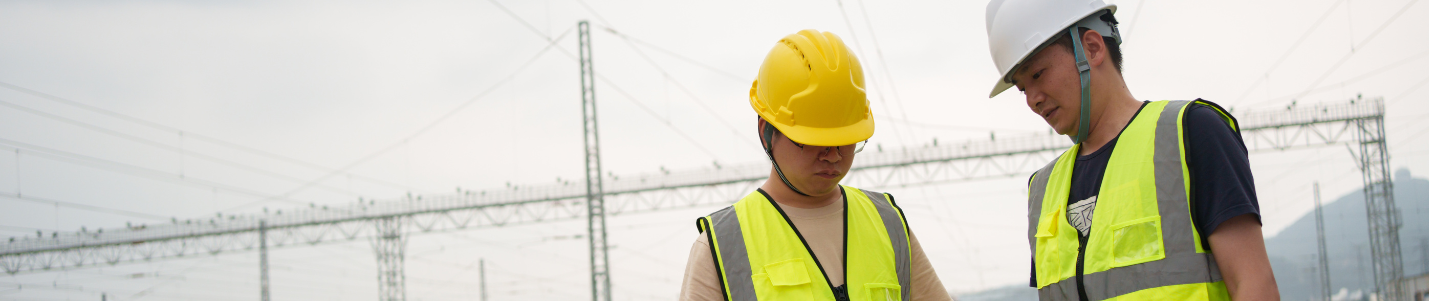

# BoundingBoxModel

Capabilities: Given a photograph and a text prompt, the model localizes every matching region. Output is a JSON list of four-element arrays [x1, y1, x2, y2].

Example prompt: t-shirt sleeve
[[1183, 102, 1262, 247], [908, 231, 953, 301], [679, 234, 726, 301]]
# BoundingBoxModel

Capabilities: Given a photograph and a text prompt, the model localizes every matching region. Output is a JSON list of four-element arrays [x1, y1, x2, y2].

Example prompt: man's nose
[[819, 147, 843, 163], [1025, 89, 1045, 114]]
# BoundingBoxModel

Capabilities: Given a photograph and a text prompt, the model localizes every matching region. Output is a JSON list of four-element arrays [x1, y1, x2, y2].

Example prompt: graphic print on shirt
[[1068, 195, 1096, 237]]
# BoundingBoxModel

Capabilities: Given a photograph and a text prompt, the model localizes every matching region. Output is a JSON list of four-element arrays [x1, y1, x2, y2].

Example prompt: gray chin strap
[[1068, 27, 1093, 145], [760, 122, 810, 197]]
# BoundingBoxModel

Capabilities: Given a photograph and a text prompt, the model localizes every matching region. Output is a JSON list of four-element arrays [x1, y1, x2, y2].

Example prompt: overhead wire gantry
[[0, 96, 1406, 300]]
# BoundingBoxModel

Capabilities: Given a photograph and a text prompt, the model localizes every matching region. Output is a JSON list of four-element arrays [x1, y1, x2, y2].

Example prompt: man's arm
[[1207, 214, 1279, 301], [908, 232, 952, 301], [679, 235, 725, 301]]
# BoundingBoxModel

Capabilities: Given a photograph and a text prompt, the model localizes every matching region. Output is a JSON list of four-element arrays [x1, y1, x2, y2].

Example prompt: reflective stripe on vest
[[1027, 100, 1232, 301], [698, 185, 912, 301]]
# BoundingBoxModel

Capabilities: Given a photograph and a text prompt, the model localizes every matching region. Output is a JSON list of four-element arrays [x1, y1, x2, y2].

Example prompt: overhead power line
[[600, 26, 759, 151], [0, 138, 308, 209], [0, 98, 359, 197], [0, 81, 412, 193], [0, 191, 168, 221], [224, 25, 579, 213], [592, 26, 744, 83], [497, 1, 731, 161], [1281, 0, 1422, 104], [1240, 0, 1422, 107], [855, 0, 915, 137], [836, 0, 908, 145], [594, 74, 724, 160], [1232, 0, 1347, 104], [1258, 48, 1429, 105]]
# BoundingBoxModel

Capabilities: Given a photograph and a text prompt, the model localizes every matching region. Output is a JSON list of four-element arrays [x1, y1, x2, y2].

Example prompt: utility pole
[[480, 258, 487, 301], [578, 20, 613, 301], [1315, 183, 1332, 301], [260, 220, 270, 301]]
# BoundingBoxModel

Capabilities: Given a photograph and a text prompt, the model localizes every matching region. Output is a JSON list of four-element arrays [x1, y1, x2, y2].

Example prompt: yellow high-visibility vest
[[1028, 100, 1237, 300], [697, 185, 911, 301]]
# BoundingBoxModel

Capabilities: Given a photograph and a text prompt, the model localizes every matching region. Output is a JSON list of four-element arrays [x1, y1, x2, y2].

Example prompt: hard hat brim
[[763, 114, 875, 147], [990, 78, 1015, 98]]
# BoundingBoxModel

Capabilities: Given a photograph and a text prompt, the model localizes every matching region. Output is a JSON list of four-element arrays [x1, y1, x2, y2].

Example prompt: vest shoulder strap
[[855, 188, 913, 301]]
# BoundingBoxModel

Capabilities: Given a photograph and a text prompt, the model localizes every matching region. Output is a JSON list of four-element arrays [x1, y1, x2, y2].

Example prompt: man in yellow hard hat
[[984, 0, 1279, 300], [677, 30, 951, 301]]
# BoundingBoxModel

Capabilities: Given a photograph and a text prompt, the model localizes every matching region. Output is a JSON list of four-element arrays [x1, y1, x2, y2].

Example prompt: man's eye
[[1032, 71, 1042, 80]]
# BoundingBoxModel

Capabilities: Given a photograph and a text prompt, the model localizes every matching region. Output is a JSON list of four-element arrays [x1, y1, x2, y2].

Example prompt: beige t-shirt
[[677, 195, 951, 301]]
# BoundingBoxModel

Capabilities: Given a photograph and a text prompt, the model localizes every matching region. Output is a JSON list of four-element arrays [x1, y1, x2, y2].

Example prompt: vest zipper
[[1075, 234, 1089, 301]]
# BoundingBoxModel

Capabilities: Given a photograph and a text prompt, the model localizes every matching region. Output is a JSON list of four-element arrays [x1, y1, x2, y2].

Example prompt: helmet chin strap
[[1068, 27, 1093, 145], [760, 122, 811, 197]]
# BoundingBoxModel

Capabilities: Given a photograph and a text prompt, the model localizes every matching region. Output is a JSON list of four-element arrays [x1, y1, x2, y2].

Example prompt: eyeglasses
[[787, 136, 867, 155]]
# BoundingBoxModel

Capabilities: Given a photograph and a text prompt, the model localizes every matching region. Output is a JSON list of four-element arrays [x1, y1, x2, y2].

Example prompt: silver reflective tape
[[1081, 252, 1219, 300], [1027, 161, 1057, 261], [1038, 277, 1080, 301], [1154, 100, 1197, 257], [862, 189, 911, 301], [709, 206, 755, 301]]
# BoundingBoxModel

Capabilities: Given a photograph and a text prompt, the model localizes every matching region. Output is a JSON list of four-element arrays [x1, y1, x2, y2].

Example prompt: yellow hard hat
[[749, 29, 873, 147]]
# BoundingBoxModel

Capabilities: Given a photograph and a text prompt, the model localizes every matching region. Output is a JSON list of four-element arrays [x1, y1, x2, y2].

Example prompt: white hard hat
[[985, 0, 1120, 98]]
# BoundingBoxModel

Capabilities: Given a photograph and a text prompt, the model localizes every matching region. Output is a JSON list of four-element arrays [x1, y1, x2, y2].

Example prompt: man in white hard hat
[[678, 29, 950, 301], [984, 0, 1279, 300]]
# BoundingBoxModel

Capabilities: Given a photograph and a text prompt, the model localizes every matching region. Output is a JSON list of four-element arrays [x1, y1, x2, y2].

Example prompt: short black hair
[[1050, 29, 1123, 74]]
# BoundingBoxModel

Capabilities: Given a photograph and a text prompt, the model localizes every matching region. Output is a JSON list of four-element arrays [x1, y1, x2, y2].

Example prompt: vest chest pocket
[[753, 258, 814, 300], [1109, 216, 1165, 267], [865, 283, 901, 301]]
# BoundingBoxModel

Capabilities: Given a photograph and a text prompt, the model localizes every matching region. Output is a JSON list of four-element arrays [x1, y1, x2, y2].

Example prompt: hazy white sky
[[1, 0, 1427, 300]]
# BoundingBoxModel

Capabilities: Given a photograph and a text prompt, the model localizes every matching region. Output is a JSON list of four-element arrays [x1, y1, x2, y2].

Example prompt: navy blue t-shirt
[[1029, 100, 1261, 287]]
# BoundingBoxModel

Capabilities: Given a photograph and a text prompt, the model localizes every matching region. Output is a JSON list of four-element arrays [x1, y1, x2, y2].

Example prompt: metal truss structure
[[0, 98, 1404, 300], [577, 20, 614, 301]]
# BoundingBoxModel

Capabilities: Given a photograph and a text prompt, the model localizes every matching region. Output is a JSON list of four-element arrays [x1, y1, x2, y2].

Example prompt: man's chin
[[803, 182, 842, 196]]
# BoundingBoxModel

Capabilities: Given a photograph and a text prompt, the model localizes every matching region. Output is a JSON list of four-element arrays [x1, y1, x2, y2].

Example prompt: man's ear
[[1082, 29, 1107, 68]]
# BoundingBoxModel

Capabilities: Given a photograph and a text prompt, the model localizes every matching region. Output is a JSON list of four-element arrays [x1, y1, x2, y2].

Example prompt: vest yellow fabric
[[697, 185, 911, 301], [1028, 100, 1235, 300]]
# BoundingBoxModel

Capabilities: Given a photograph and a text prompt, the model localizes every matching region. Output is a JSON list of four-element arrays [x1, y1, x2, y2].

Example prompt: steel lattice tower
[[578, 20, 613, 301], [373, 216, 406, 301], [1352, 99, 1404, 300]]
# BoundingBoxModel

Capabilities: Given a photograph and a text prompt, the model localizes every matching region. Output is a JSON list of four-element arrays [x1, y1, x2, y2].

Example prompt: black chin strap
[[1068, 27, 1093, 145], [760, 122, 810, 197]]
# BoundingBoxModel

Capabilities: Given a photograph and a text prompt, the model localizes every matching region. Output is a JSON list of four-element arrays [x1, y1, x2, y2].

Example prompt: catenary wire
[[224, 26, 578, 212], [601, 26, 760, 151], [856, 0, 917, 139], [0, 139, 308, 209], [1254, 49, 1429, 105], [0, 81, 412, 193], [1243, 0, 1422, 107], [489, 2, 725, 161], [1230, 0, 1348, 104], [836, 0, 909, 146], [0, 98, 360, 198]]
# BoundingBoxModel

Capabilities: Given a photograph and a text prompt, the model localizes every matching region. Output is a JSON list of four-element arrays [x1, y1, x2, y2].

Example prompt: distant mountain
[[952, 169, 1428, 301], [1264, 168, 1429, 301]]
